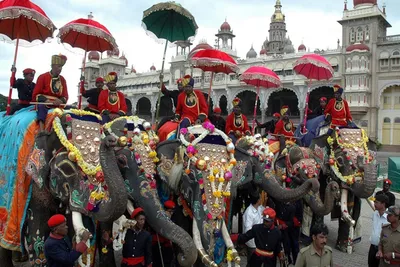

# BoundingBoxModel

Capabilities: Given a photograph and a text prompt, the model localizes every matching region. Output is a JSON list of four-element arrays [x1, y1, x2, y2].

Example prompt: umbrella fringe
[[240, 73, 281, 86], [190, 57, 239, 73], [293, 57, 334, 75], [0, 6, 56, 33]]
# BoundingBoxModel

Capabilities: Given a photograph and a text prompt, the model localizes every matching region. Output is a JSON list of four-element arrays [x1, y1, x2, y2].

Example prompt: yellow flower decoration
[[218, 177, 225, 183], [227, 249, 233, 262], [148, 151, 157, 158], [208, 175, 215, 182], [213, 169, 219, 175], [212, 203, 220, 208], [213, 191, 222, 198], [102, 247, 108, 254], [223, 191, 231, 197], [53, 116, 101, 176]]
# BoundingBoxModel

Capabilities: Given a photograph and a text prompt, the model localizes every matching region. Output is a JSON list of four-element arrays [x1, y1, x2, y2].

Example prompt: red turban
[[383, 179, 392, 185], [273, 112, 281, 118], [48, 214, 66, 228], [263, 207, 276, 221], [131, 207, 144, 219], [23, 68, 35, 75], [164, 200, 176, 209], [95, 77, 104, 83], [320, 97, 327, 102], [213, 107, 222, 113]]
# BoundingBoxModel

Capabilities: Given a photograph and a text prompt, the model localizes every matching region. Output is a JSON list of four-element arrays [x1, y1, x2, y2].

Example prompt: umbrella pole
[[302, 79, 312, 133], [155, 41, 168, 126], [252, 86, 260, 135], [78, 51, 87, 110], [6, 36, 20, 115], [207, 72, 214, 106]]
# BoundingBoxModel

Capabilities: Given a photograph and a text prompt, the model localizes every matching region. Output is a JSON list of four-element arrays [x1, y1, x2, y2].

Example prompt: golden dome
[[272, 12, 285, 22]]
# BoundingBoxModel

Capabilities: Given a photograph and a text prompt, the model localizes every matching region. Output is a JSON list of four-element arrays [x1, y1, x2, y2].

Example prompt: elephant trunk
[[303, 181, 340, 216], [258, 168, 320, 203], [351, 162, 377, 199], [126, 155, 197, 267], [96, 136, 128, 222]]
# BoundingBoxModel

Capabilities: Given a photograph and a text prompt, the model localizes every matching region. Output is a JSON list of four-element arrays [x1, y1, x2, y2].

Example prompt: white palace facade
[[83, 0, 400, 146]]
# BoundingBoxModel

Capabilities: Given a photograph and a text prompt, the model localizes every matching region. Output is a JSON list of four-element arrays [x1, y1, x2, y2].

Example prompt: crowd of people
[[7, 54, 400, 267]]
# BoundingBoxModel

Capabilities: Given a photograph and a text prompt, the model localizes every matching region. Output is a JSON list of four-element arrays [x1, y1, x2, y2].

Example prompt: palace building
[[83, 0, 400, 146]]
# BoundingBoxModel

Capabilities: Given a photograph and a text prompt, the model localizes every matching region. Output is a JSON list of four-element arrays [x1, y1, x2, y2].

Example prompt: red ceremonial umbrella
[[191, 49, 239, 104], [0, 0, 56, 114], [57, 12, 118, 109], [293, 53, 333, 132], [240, 66, 281, 134]]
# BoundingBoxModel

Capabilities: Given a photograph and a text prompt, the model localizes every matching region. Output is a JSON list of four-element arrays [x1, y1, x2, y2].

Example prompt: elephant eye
[[337, 156, 344, 166], [117, 155, 128, 168]]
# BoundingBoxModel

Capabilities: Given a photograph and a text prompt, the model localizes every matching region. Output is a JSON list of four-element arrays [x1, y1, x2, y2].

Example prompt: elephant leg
[[0, 247, 13, 267], [336, 192, 358, 252], [96, 221, 116, 267]]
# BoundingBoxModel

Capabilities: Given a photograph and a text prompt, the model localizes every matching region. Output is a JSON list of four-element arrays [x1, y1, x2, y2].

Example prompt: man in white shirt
[[368, 193, 389, 267], [243, 195, 264, 267]]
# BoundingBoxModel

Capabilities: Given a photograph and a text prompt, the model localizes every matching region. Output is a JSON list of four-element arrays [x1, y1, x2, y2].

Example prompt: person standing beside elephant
[[32, 54, 68, 132], [377, 205, 400, 266], [122, 207, 153, 267], [238, 207, 283, 267], [82, 77, 104, 114], [376, 179, 396, 208], [174, 75, 208, 130], [225, 97, 251, 143], [242, 194, 264, 267], [324, 84, 352, 130], [295, 223, 333, 267], [98, 72, 127, 123], [368, 194, 389, 267], [44, 214, 91, 267], [10, 67, 36, 114]]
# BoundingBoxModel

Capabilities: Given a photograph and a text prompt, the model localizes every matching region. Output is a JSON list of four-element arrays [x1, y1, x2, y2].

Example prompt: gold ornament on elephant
[[71, 120, 101, 167]]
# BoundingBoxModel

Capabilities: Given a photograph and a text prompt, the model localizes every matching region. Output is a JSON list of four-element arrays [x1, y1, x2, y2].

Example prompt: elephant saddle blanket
[[0, 107, 56, 251]]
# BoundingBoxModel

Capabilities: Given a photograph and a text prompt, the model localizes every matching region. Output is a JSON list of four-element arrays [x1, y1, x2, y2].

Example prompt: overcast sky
[[0, 0, 399, 103]]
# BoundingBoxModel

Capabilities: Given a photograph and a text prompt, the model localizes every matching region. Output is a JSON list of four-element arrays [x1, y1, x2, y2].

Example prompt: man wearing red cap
[[324, 84, 352, 129], [256, 112, 280, 137], [209, 106, 226, 131], [44, 214, 91, 267], [310, 97, 328, 119], [122, 207, 152, 267], [98, 72, 127, 123], [32, 54, 68, 132], [174, 75, 208, 129], [9, 67, 36, 114], [274, 105, 295, 140], [81, 77, 104, 114], [376, 179, 396, 207], [238, 207, 284, 267], [225, 97, 251, 143]]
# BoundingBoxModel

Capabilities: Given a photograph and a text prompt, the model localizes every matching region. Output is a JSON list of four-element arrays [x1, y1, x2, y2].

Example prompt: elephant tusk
[[127, 200, 135, 215], [72, 211, 92, 267], [366, 199, 375, 211], [192, 220, 218, 267], [221, 220, 240, 266], [340, 189, 355, 226]]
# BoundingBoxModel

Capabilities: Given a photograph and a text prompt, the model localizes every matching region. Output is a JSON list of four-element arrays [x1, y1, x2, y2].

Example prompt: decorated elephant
[[156, 123, 320, 267], [309, 127, 377, 252], [101, 116, 198, 267], [0, 108, 128, 267]]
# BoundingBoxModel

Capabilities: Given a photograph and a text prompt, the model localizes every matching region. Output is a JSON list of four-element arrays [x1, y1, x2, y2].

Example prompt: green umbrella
[[142, 1, 198, 124]]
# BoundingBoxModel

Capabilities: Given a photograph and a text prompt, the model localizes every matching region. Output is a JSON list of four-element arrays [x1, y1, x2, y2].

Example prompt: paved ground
[[14, 151, 400, 266]]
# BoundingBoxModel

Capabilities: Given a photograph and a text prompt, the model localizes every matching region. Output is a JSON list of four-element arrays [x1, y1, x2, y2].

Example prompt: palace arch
[[235, 90, 261, 118], [136, 97, 152, 121], [266, 89, 299, 117]]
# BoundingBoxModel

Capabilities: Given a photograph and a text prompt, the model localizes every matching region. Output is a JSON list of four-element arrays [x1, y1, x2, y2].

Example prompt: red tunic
[[274, 119, 295, 139], [225, 113, 251, 136], [324, 98, 352, 128], [175, 90, 208, 124], [98, 90, 127, 115], [32, 72, 68, 103]]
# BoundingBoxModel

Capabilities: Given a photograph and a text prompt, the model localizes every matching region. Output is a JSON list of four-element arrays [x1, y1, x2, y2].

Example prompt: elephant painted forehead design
[[71, 119, 101, 166]]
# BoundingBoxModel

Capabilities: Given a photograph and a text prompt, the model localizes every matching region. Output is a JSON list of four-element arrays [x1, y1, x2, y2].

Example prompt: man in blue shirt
[[44, 214, 90, 267]]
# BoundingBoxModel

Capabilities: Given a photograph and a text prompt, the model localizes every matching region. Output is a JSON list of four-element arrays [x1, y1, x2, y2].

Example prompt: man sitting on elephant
[[174, 75, 208, 130], [225, 97, 251, 143], [274, 105, 295, 140], [324, 84, 352, 131]]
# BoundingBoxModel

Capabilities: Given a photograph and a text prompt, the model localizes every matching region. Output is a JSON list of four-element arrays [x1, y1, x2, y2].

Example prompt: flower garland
[[327, 128, 371, 185], [103, 116, 160, 187], [180, 122, 235, 220]]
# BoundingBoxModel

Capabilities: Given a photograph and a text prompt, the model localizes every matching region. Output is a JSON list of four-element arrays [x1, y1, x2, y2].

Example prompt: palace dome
[[220, 21, 231, 31], [88, 51, 100, 61], [354, 0, 377, 8], [298, 44, 306, 52], [346, 43, 370, 52]]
